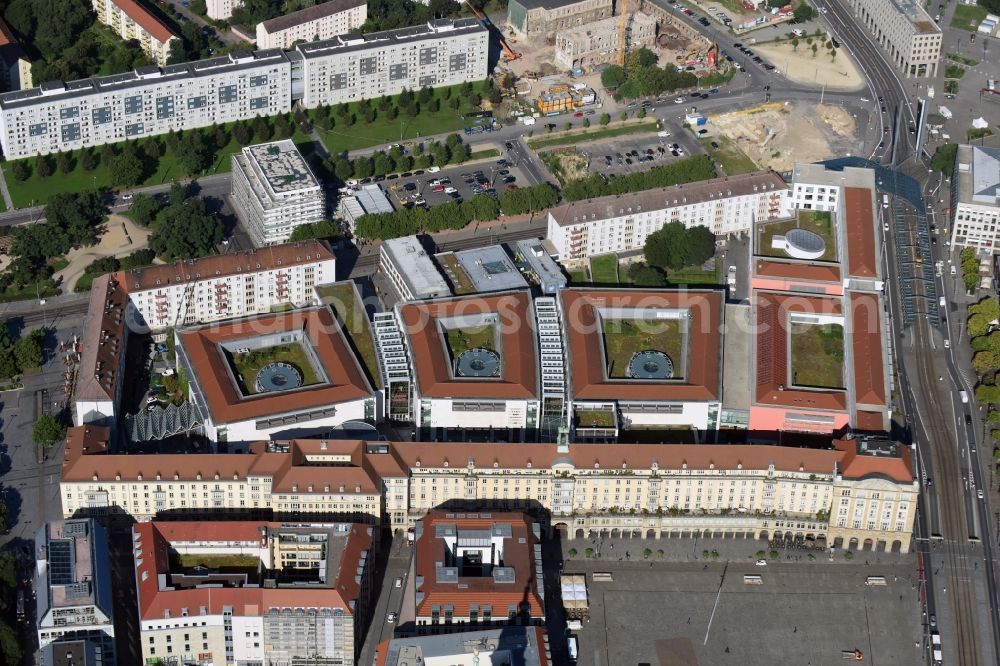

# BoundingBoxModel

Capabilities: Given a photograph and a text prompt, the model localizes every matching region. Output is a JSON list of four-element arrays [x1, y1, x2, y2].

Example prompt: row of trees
[[360, 0, 461, 32], [960, 246, 980, 292], [74, 249, 156, 292], [966, 298, 1000, 442], [0, 326, 45, 381], [354, 183, 558, 239], [322, 134, 472, 182], [134, 184, 224, 262], [600, 49, 701, 100], [562, 155, 716, 202]]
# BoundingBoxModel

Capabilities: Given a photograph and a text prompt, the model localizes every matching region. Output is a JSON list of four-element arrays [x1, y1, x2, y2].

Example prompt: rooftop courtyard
[[225, 342, 322, 396], [790, 322, 845, 389], [601, 317, 685, 380], [758, 210, 837, 262]]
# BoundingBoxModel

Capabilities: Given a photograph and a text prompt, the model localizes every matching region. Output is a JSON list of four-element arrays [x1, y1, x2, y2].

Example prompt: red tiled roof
[[559, 288, 722, 402], [853, 409, 886, 432], [399, 292, 538, 400], [754, 291, 847, 411], [413, 512, 544, 620], [110, 0, 178, 44], [754, 258, 841, 283], [835, 440, 913, 484], [849, 292, 887, 406], [133, 521, 371, 621], [75, 275, 129, 403], [843, 187, 878, 279], [177, 307, 373, 425]]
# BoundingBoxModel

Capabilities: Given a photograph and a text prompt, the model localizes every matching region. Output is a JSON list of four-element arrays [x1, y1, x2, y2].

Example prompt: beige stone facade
[[844, 0, 941, 77], [507, 0, 613, 42], [554, 12, 658, 70]]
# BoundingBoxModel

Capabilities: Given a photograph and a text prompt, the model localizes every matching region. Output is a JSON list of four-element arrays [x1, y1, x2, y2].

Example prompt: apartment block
[[35, 520, 116, 664], [546, 172, 790, 260], [231, 140, 325, 246], [133, 521, 374, 666], [91, 0, 179, 67], [0, 17, 31, 92], [950, 144, 1000, 252], [206, 0, 241, 20], [256, 0, 368, 50], [295, 19, 489, 108], [73, 242, 335, 427], [507, 0, 613, 41], [60, 428, 919, 553], [844, 0, 941, 77], [0, 50, 292, 160]]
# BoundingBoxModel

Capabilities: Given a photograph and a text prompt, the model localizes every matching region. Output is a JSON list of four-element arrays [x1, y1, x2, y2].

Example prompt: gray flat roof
[[515, 238, 566, 291], [970, 145, 1000, 205], [243, 140, 320, 194], [382, 627, 546, 666], [354, 184, 395, 215], [453, 246, 529, 293], [260, 0, 366, 34], [295, 18, 486, 61], [0, 50, 288, 110], [721, 303, 751, 411], [382, 236, 451, 300]]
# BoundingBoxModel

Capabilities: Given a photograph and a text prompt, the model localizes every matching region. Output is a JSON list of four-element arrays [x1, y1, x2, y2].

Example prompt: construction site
[[703, 101, 862, 172]]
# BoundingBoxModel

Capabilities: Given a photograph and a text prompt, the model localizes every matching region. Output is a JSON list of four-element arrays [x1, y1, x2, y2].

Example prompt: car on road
[[505, 141, 513, 150], [756, 559, 767, 566], [979, 489, 985, 499], [386, 613, 396, 623], [394, 577, 402, 588], [708, 88, 719, 94], [444, 186, 457, 194], [574, 111, 584, 117], [585, 110, 596, 115], [674, 97, 686, 103], [121, 193, 134, 200], [426, 165, 441, 173]]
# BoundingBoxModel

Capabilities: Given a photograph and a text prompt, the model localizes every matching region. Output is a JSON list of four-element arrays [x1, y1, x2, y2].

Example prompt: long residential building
[[546, 172, 790, 260], [61, 427, 919, 553], [843, 0, 941, 77], [133, 520, 374, 666], [256, 0, 368, 50], [73, 241, 335, 428], [0, 19, 488, 159], [0, 17, 31, 92], [91, 0, 179, 67], [35, 519, 116, 664], [950, 144, 1000, 252]]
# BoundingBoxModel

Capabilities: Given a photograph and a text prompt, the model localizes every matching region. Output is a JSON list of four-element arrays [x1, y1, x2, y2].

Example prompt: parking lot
[[361, 151, 539, 210], [579, 127, 702, 177], [563, 558, 922, 666]]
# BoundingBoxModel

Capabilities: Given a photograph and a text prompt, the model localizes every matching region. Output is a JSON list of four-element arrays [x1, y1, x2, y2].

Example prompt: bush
[[562, 155, 715, 201], [657, 549, 664, 558], [568, 548, 578, 557], [755, 550, 766, 559], [643, 548, 652, 559], [585, 547, 594, 557], [769, 550, 779, 560], [844, 550, 854, 560]]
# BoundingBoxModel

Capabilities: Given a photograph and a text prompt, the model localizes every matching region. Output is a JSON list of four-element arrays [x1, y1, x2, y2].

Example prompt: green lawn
[[445, 325, 496, 359], [701, 136, 758, 176], [319, 81, 489, 155], [527, 121, 658, 150], [665, 265, 720, 286], [4, 125, 312, 208], [574, 408, 617, 428], [590, 254, 619, 284], [790, 322, 845, 389], [226, 343, 321, 395], [0, 279, 58, 303], [436, 254, 476, 294], [602, 318, 684, 379], [758, 210, 837, 261], [944, 64, 967, 79], [951, 4, 987, 30], [316, 282, 381, 389], [177, 553, 260, 570], [568, 267, 591, 283], [947, 52, 979, 66], [469, 148, 501, 160]]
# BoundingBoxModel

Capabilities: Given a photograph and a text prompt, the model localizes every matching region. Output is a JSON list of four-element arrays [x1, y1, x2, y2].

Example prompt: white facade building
[[231, 140, 325, 247], [337, 184, 395, 233], [546, 172, 789, 260], [295, 19, 489, 108], [379, 236, 451, 302], [0, 19, 487, 160], [35, 520, 116, 662], [0, 51, 292, 160], [92, 0, 179, 67], [256, 0, 368, 50], [951, 144, 1000, 252], [206, 0, 240, 20], [843, 0, 941, 77]]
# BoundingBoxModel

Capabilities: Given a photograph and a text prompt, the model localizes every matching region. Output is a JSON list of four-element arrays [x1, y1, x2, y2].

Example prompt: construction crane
[[615, 0, 633, 66], [464, 0, 522, 62]]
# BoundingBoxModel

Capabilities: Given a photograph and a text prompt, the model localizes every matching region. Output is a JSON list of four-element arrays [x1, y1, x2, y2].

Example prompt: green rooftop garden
[[316, 282, 381, 389], [757, 209, 837, 262], [790, 322, 845, 389], [602, 318, 684, 379], [226, 343, 321, 396]]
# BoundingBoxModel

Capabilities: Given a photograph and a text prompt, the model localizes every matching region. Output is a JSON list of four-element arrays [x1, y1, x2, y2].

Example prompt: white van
[[950, 264, 957, 276], [960, 390, 969, 404], [882, 194, 889, 209]]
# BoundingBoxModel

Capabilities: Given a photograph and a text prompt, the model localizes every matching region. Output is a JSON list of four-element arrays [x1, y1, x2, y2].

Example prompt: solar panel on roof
[[48, 540, 75, 585]]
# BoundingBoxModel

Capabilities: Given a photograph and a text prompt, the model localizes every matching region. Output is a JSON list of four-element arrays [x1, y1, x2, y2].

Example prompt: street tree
[[32, 413, 66, 446]]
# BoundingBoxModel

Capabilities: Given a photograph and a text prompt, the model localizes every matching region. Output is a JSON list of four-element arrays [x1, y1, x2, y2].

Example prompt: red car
[[506, 184, 518, 190], [574, 111, 584, 117], [432, 185, 445, 193]]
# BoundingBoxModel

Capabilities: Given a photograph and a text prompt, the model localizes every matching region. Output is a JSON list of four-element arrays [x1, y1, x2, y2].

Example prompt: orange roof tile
[[849, 292, 887, 406], [754, 258, 841, 283], [843, 187, 878, 279], [109, 0, 178, 44], [560, 288, 723, 402], [399, 291, 538, 400], [177, 307, 373, 425], [835, 440, 913, 484], [754, 290, 848, 411]]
